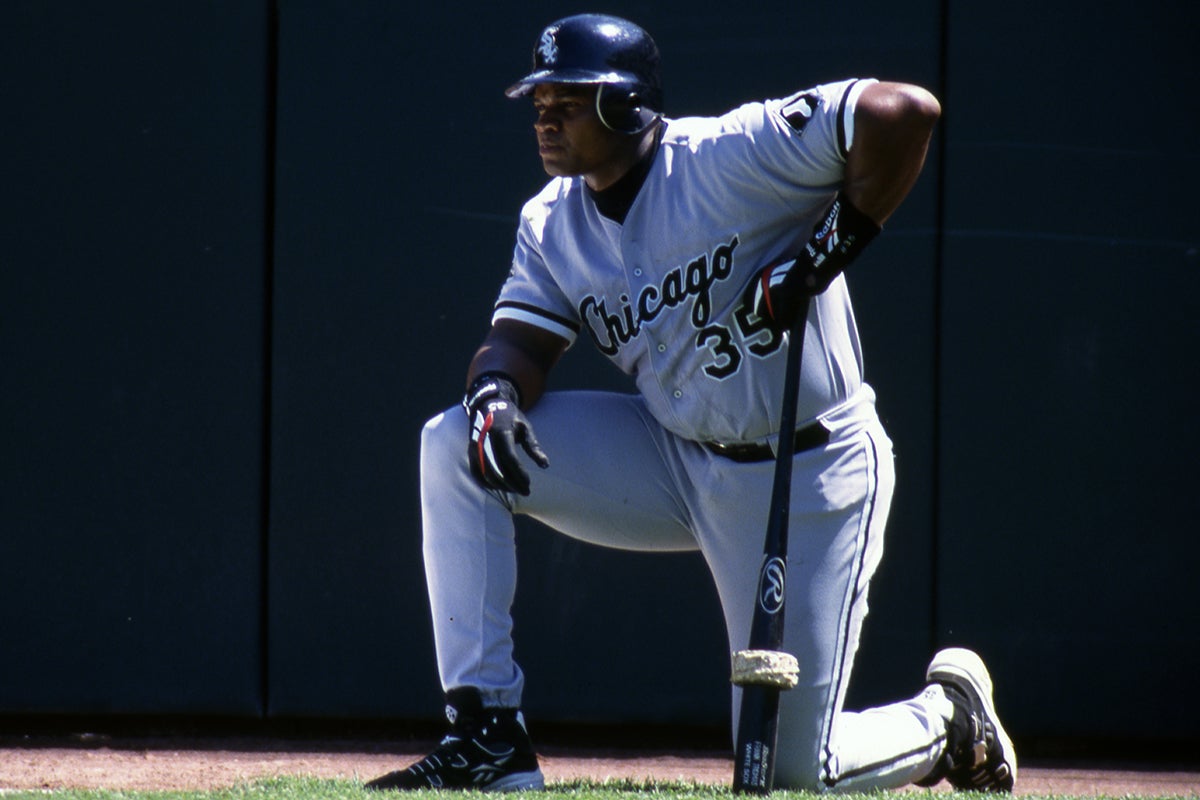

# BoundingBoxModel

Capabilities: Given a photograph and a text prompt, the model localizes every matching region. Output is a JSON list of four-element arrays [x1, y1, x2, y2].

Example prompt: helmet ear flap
[[596, 84, 660, 134]]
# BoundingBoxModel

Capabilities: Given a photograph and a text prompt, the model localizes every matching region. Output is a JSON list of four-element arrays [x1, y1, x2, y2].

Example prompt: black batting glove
[[463, 372, 549, 497], [749, 193, 881, 331]]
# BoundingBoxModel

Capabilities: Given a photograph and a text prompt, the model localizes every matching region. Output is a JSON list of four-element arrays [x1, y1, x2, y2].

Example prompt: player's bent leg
[[373, 418, 546, 791], [409, 394, 699, 793], [419, 393, 697, 704], [763, 420, 916, 792], [788, 692, 948, 792], [419, 407, 528, 706], [511, 391, 700, 552], [713, 411, 945, 792]]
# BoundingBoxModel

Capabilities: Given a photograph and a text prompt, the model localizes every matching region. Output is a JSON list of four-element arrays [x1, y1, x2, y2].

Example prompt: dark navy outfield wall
[[2, 1, 1197, 748], [2, 2, 270, 716]]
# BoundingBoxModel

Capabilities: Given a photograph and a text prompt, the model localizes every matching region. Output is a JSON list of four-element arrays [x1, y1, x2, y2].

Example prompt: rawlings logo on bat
[[758, 556, 786, 614]]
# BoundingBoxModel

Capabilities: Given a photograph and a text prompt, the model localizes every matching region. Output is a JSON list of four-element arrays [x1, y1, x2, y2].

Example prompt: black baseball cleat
[[920, 648, 1017, 792], [365, 688, 545, 792]]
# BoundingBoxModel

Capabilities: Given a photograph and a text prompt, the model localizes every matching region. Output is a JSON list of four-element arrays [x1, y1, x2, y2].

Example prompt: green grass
[[0, 776, 1183, 800]]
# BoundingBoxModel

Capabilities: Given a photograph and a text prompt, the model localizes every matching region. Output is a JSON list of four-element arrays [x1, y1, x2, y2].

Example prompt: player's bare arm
[[467, 319, 568, 409], [842, 81, 941, 225]]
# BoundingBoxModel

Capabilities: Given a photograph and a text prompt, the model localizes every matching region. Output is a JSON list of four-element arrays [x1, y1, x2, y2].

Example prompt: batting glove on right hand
[[463, 373, 549, 497], [749, 193, 881, 331]]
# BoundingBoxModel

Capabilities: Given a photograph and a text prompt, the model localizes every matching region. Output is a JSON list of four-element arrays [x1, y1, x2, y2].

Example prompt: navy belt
[[704, 422, 830, 463]]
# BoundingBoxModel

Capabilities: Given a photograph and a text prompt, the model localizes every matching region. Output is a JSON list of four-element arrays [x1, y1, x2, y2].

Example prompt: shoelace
[[407, 735, 469, 776]]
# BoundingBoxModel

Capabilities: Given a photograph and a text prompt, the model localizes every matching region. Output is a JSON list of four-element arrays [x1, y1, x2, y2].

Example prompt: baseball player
[[366, 13, 1016, 793]]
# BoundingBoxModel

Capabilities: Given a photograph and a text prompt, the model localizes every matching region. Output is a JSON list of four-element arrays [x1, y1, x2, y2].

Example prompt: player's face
[[531, 84, 636, 190]]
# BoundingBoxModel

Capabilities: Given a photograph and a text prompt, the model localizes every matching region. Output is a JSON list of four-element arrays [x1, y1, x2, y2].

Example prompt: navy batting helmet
[[505, 14, 663, 134]]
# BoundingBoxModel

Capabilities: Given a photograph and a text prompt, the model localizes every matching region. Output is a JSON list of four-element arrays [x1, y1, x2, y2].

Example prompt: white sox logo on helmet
[[538, 29, 558, 64]]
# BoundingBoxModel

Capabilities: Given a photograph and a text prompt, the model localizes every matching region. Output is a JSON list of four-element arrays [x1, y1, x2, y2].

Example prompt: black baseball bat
[[732, 304, 810, 794]]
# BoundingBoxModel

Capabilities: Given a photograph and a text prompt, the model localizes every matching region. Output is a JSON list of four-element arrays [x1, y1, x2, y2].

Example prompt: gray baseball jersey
[[494, 78, 875, 445]]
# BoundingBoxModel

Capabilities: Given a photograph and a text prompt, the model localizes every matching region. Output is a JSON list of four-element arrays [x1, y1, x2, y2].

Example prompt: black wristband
[[799, 193, 881, 292], [463, 371, 522, 415]]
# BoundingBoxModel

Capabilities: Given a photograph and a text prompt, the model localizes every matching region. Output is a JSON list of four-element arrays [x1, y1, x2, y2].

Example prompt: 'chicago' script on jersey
[[580, 235, 739, 356]]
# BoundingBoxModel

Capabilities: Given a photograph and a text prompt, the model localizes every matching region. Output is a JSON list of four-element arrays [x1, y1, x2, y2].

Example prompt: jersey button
[[673, 390, 683, 398], [633, 268, 643, 276], [657, 344, 667, 352]]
